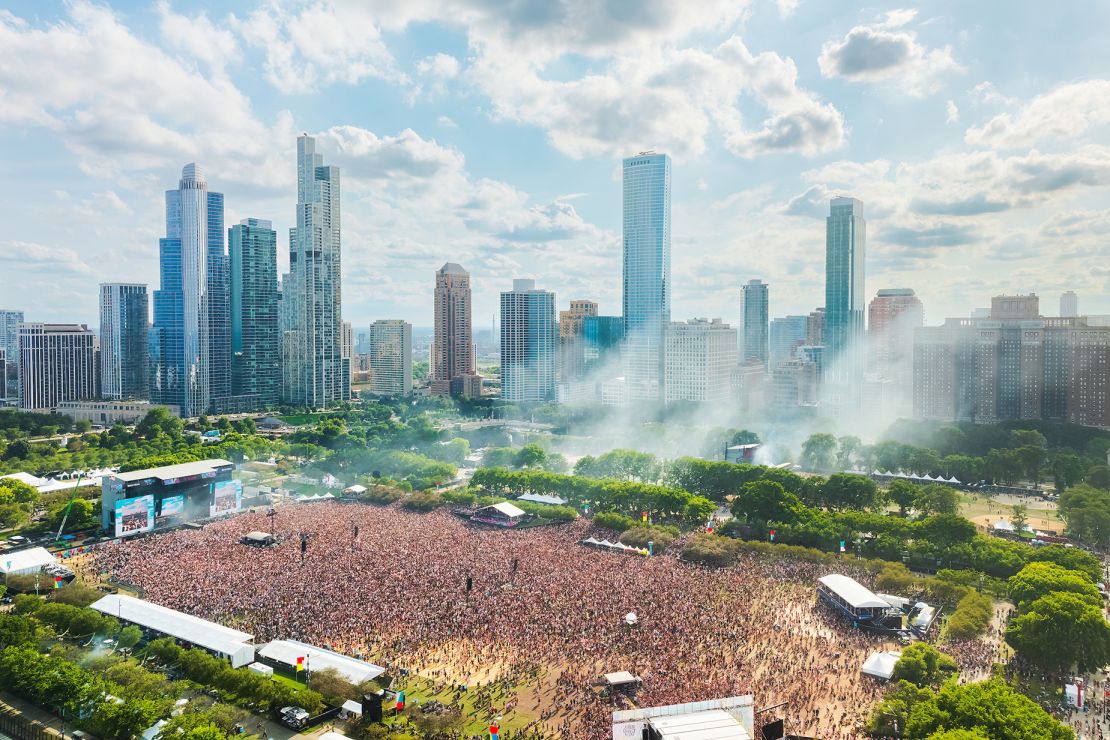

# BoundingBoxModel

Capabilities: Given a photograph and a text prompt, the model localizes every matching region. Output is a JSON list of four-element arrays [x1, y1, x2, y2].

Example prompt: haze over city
[[3, 0, 1109, 328]]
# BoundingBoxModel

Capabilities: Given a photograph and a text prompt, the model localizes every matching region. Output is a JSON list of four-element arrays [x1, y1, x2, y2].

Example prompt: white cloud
[[416, 53, 460, 79], [436, 115, 458, 129], [776, 0, 800, 19], [156, 1, 240, 74], [945, 100, 959, 124], [818, 9, 962, 95], [0, 240, 92, 275], [964, 80, 1110, 149]]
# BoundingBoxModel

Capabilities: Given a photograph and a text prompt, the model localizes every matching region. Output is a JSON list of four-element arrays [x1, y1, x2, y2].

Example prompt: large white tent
[[91, 594, 255, 667], [862, 651, 902, 681], [1, 546, 58, 577], [257, 640, 385, 684]]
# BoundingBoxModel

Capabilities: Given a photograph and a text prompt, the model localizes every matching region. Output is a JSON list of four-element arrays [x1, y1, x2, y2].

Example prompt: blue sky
[[2, 0, 1109, 329]]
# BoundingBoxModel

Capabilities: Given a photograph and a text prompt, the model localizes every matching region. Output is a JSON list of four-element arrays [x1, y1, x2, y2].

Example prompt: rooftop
[[257, 640, 385, 684], [650, 709, 751, 740], [818, 574, 891, 610], [112, 459, 233, 483], [90, 594, 254, 658], [0, 546, 57, 574]]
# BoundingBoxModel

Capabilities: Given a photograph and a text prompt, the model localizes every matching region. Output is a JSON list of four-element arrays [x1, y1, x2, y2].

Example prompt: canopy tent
[[1, 546, 58, 576], [604, 671, 642, 688], [241, 531, 275, 546], [344, 484, 368, 495], [483, 502, 525, 518], [862, 651, 902, 681], [90, 594, 255, 667], [257, 640, 385, 684], [624, 612, 639, 626], [247, 662, 273, 677], [518, 493, 568, 506], [818, 575, 890, 610]]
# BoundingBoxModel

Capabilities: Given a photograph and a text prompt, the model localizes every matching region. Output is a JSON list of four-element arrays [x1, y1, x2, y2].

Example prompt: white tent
[[1, 546, 58, 577], [862, 651, 902, 681], [247, 662, 273, 677], [257, 640, 385, 684]]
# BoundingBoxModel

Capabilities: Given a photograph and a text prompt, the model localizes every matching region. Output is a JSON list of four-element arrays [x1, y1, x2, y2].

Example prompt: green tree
[[1058, 484, 1110, 547], [888, 480, 920, 517], [837, 435, 862, 471], [1006, 591, 1110, 672], [820, 473, 880, 512], [514, 444, 547, 469], [1010, 504, 1028, 534], [904, 679, 1072, 740], [1085, 465, 1110, 490], [730, 480, 802, 525], [915, 484, 960, 516], [800, 433, 837, 472], [1007, 562, 1101, 610], [891, 643, 958, 688], [117, 625, 143, 651], [918, 514, 977, 549]]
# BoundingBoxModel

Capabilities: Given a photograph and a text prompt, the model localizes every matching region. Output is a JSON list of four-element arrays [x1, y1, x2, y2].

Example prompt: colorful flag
[[839, 540, 846, 553], [490, 722, 499, 740], [53, 576, 63, 589], [641, 511, 648, 522], [296, 656, 305, 671], [769, 529, 776, 542], [395, 691, 405, 711]]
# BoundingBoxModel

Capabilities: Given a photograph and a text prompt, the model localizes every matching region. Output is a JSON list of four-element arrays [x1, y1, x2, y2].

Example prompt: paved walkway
[[0, 694, 67, 739]]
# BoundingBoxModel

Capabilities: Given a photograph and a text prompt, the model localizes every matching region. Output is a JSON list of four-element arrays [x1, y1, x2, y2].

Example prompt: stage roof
[[603, 671, 641, 686], [0, 546, 57, 574], [649, 709, 751, 740], [480, 502, 525, 518], [518, 493, 567, 506], [819, 574, 890, 609], [258, 640, 385, 684], [91, 594, 253, 658], [113, 459, 233, 483]]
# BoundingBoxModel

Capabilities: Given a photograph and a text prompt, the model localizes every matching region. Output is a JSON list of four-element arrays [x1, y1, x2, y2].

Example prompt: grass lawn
[[277, 414, 323, 426], [958, 492, 1065, 533], [382, 675, 537, 736]]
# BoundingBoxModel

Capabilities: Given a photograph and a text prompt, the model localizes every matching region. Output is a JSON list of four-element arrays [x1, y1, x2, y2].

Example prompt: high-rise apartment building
[[282, 135, 349, 408], [824, 197, 866, 391], [741, 279, 769, 367], [18, 323, 96, 412], [99, 284, 149, 400], [501, 279, 557, 402], [1060, 291, 1078, 318], [868, 288, 923, 381], [806, 307, 825, 347], [559, 299, 598, 381], [367, 320, 412, 397], [229, 218, 280, 409], [913, 293, 1110, 428], [431, 263, 482, 397], [769, 316, 809, 370], [0, 310, 24, 403], [622, 152, 671, 402], [664, 318, 737, 403], [150, 164, 229, 418]]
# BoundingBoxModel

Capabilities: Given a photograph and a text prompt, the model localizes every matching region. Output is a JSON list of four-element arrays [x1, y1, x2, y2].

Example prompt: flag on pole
[[839, 540, 846, 553], [296, 656, 305, 672], [53, 576, 64, 589], [641, 511, 648, 522], [769, 529, 775, 542], [490, 721, 499, 740], [395, 691, 405, 711]]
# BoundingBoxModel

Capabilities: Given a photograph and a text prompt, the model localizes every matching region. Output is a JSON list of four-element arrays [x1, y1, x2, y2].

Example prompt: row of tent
[[580, 538, 650, 556], [292, 493, 336, 502], [867, 470, 962, 484]]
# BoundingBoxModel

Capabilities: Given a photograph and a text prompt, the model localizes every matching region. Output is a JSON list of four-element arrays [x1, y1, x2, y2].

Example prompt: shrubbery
[[441, 490, 477, 506], [946, 592, 992, 639], [592, 512, 636, 532], [619, 525, 676, 553], [401, 491, 445, 512], [358, 485, 403, 506]]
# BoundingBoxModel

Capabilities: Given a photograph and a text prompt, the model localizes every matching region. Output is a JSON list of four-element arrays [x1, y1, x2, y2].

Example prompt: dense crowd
[[88, 502, 996, 739]]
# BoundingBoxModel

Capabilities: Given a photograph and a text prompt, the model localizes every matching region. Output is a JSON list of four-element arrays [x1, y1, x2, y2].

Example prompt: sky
[[1, 1, 1109, 331]]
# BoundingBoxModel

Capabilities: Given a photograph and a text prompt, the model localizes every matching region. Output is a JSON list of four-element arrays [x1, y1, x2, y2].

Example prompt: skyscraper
[[18, 323, 96, 412], [431, 263, 482, 397], [99, 284, 149, 400], [1060, 290, 1078, 318], [367, 319, 412, 397], [151, 164, 228, 418], [282, 135, 348, 408], [229, 218, 280, 409], [769, 315, 809, 370], [664, 318, 738, 403], [622, 152, 671, 402], [824, 197, 866, 391], [0, 310, 24, 403], [584, 316, 624, 372], [741, 279, 769, 367], [559, 299, 598, 381], [501, 279, 557, 402], [868, 289, 923, 381]]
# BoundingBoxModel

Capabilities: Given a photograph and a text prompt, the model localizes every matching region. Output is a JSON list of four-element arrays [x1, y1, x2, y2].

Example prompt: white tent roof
[[1, 471, 50, 487], [604, 671, 641, 686], [649, 709, 751, 740], [518, 493, 568, 506], [319, 733, 355, 740], [257, 640, 385, 684], [90, 594, 253, 659], [862, 651, 902, 680], [818, 574, 890, 609], [0, 546, 58, 574], [113, 459, 233, 483], [344, 484, 368, 494], [481, 501, 525, 518]]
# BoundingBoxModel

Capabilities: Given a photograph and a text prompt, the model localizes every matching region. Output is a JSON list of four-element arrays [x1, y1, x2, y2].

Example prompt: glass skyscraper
[[282, 135, 349, 408], [824, 197, 866, 390], [500, 279, 556, 402], [230, 218, 280, 409], [0, 309, 24, 402], [99, 283, 149, 400], [151, 164, 229, 417], [741, 279, 769, 367], [622, 152, 671, 402]]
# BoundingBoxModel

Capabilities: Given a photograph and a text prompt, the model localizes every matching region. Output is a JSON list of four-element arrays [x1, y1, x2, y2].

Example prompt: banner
[[114, 495, 155, 538]]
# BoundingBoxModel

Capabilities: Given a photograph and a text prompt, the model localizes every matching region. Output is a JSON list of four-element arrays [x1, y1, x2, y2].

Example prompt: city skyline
[[3, 2, 1108, 331]]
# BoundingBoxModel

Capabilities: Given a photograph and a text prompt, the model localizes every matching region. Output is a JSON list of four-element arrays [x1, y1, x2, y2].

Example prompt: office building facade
[[282, 135, 349, 408], [741, 279, 769, 367], [431, 263, 482, 397], [366, 319, 412, 397], [0, 310, 25, 403], [1060, 291, 1078, 318], [18, 323, 97, 412], [913, 293, 1110, 428], [664, 318, 737, 404], [769, 315, 809, 370], [99, 284, 149, 400], [229, 218, 280, 409], [150, 164, 228, 418], [559, 299, 597, 381], [501, 279, 557, 402], [622, 152, 671, 402], [584, 316, 624, 372], [868, 288, 924, 394]]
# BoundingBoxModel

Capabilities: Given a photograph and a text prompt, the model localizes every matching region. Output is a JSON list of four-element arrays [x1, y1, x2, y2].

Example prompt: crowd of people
[[87, 502, 999, 739]]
